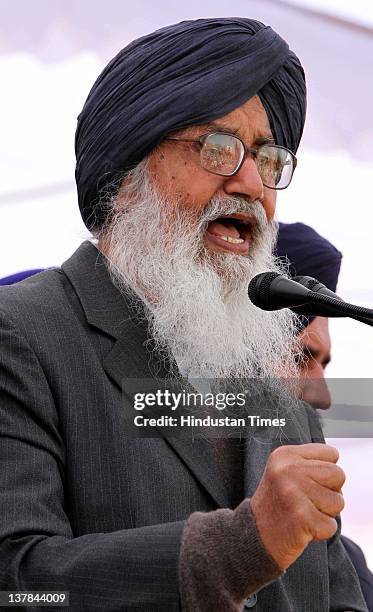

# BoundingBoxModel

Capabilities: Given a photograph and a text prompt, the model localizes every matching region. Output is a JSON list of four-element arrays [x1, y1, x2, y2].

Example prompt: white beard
[[99, 159, 299, 380]]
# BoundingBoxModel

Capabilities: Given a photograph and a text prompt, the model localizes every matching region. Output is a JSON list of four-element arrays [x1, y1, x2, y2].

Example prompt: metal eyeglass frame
[[164, 132, 297, 190]]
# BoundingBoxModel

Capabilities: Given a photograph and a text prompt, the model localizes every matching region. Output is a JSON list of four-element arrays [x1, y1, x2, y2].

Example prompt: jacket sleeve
[[178, 499, 282, 612], [0, 307, 184, 611]]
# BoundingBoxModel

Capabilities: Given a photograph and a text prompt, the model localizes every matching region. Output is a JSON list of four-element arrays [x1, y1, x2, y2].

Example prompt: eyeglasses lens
[[201, 134, 243, 175], [201, 134, 294, 188], [256, 145, 293, 189]]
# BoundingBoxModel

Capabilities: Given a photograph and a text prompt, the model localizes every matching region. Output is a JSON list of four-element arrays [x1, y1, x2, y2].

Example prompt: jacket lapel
[[102, 337, 230, 509], [62, 241, 230, 509]]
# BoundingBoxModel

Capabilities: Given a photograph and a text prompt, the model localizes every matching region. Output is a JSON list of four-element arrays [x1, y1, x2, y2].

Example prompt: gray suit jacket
[[0, 241, 367, 611]]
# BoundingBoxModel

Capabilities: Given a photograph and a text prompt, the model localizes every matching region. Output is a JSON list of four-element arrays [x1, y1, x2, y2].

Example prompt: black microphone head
[[292, 275, 344, 317], [293, 275, 321, 291], [294, 275, 342, 300], [247, 272, 280, 308], [248, 272, 311, 311]]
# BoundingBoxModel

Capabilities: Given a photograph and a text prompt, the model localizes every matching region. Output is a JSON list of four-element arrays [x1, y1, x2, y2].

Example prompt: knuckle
[[291, 504, 307, 527], [327, 495, 343, 517], [336, 466, 346, 487], [327, 517, 338, 537], [316, 462, 345, 488], [268, 445, 295, 473], [325, 444, 339, 462], [271, 444, 295, 460], [266, 460, 284, 483], [279, 478, 297, 499], [270, 445, 286, 462], [315, 516, 338, 540], [335, 492, 345, 513], [328, 465, 345, 489]]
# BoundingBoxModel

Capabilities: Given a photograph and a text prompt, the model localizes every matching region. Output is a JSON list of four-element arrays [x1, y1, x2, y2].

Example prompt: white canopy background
[[1, 0, 373, 564]]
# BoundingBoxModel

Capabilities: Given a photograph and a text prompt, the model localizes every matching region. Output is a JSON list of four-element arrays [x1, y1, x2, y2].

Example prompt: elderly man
[[0, 18, 367, 612]]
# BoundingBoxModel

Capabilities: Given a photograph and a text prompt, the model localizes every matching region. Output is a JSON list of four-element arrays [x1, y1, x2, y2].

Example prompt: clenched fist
[[250, 443, 345, 571]]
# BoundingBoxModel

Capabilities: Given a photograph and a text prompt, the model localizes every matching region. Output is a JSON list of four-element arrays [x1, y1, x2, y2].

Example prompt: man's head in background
[[74, 18, 307, 379], [276, 222, 343, 408]]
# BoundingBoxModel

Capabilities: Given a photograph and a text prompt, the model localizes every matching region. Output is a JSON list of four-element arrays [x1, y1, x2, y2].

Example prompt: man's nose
[[301, 364, 332, 410], [222, 157, 275, 220]]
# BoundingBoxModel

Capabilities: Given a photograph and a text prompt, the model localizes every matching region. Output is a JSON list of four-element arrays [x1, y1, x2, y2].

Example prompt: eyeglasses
[[164, 132, 297, 190]]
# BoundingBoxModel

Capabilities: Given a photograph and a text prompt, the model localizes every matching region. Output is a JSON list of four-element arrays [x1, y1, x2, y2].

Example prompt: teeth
[[219, 235, 244, 244]]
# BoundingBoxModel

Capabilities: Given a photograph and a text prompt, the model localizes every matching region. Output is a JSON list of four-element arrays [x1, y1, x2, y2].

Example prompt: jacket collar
[[62, 240, 145, 340]]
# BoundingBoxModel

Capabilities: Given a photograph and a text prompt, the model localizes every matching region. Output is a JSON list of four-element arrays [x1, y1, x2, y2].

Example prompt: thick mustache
[[198, 198, 268, 233]]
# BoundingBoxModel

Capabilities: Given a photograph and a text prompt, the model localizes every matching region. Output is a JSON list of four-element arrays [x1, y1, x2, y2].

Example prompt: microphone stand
[[247, 272, 373, 328], [308, 292, 373, 328]]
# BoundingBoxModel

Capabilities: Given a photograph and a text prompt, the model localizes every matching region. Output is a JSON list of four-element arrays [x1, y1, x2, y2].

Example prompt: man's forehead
[[205, 119, 274, 144], [178, 97, 273, 144]]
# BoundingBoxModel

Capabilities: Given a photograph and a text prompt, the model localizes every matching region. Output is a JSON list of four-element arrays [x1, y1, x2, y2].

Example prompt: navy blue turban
[[75, 18, 307, 230], [276, 222, 343, 328]]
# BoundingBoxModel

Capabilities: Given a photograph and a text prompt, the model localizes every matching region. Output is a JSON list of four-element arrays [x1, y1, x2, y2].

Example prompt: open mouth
[[204, 213, 255, 255]]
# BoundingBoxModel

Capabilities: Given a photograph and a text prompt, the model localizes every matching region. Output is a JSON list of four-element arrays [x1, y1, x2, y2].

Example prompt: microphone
[[293, 275, 373, 326], [248, 272, 373, 326], [291, 275, 344, 317], [293, 275, 341, 299], [247, 272, 311, 311]]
